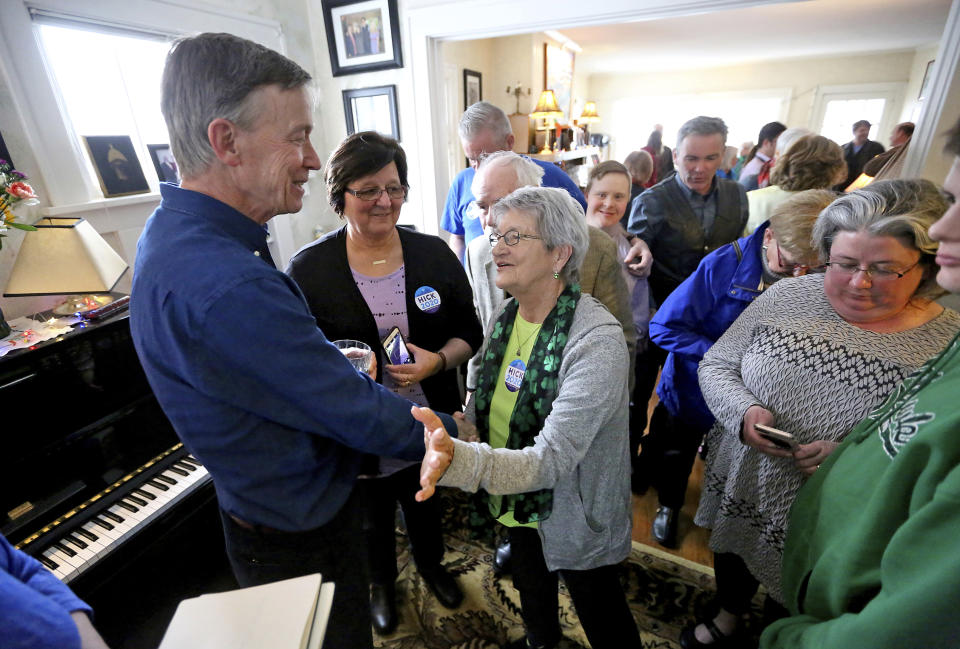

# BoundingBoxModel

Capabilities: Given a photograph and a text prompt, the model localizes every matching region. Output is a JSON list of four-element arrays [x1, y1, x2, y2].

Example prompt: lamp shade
[[530, 89, 563, 119], [4, 217, 128, 296], [579, 101, 600, 123]]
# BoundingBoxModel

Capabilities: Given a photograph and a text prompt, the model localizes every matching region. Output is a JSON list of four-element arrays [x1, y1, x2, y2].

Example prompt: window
[[819, 98, 886, 145], [609, 89, 789, 158], [36, 22, 173, 194]]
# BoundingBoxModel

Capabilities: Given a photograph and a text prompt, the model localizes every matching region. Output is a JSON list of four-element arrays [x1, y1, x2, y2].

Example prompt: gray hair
[[473, 150, 544, 192], [458, 101, 512, 142], [161, 32, 312, 179], [813, 179, 948, 300], [676, 116, 728, 149], [490, 186, 589, 285]]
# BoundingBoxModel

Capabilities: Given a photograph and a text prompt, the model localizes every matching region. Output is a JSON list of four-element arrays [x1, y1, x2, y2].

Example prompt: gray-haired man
[[130, 33, 455, 649], [441, 101, 587, 260], [627, 116, 748, 548]]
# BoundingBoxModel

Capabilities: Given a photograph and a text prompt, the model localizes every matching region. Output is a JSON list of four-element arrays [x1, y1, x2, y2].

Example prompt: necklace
[[515, 321, 541, 357]]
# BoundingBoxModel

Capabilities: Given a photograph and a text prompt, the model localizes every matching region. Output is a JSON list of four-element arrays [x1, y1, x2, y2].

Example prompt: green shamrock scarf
[[473, 282, 581, 523]]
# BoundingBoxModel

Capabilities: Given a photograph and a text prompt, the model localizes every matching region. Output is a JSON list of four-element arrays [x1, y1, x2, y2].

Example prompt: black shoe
[[493, 540, 512, 575], [652, 505, 679, 547], [420, 564, 463, 609], [370, 582, 397, 635]]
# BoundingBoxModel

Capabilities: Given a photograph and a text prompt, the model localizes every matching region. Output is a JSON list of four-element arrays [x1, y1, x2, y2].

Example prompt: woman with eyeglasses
[[286, 131, 482, 635], [684, 179, 960, 648], [642, 189, 829, 553], [415, 186, 641, 649]]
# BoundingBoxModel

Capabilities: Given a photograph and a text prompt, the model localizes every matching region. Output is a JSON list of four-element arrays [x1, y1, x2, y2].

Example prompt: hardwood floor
[[630, 384, 714, 569], [631, 457, 714, 569]]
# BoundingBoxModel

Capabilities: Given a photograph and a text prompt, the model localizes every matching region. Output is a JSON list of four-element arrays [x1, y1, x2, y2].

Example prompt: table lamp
[[530, 89, 563, 154], [3, 217, 129, 314], [578, 101, 600, 141]]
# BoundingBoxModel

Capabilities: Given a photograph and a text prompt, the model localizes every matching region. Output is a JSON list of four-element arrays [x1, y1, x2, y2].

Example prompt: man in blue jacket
[[130, 33, 453, 649]]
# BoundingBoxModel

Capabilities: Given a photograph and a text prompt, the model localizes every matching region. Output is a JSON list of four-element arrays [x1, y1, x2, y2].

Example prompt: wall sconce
[[506, 83, 531, 115]]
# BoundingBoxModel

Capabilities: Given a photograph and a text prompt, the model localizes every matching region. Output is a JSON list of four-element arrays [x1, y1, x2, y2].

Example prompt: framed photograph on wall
[[147, 144, 180, 184], [82, 135, 150, 198], [544, 43, 575, 124], [919, 59, 935, 101], [463, 69, 482, 109], [343, 85, 400, 140], [323, 0, 403, 77]]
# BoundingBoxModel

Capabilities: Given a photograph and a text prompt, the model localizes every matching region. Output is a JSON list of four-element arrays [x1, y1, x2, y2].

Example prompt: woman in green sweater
[[760, 116, 960, 649]]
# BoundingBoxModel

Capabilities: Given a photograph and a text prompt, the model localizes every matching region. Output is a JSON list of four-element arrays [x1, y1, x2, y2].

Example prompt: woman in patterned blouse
[[685, 179, 960, 648]]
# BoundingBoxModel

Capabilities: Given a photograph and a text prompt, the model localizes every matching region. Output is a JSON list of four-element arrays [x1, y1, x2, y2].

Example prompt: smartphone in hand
[[382, 326, 415, 365], [754, 423, 799, 451]]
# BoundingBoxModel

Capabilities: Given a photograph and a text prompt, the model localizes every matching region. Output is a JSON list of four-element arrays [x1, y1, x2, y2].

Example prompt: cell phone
[[382, 327, 415, 365], [754, 424, 798, 451]]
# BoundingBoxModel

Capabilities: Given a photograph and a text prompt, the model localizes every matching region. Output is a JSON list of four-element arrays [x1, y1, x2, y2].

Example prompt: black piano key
[[147, 479, 169, 491], [76, 528, 98, 542], [93, 517, 115, 530], [174, 461, 197, 472], [117, 500, 139, 513], [180, 457, 201, 468], [126, 494, 148, 506], [102, 510, 124, 523], [167, 465, 189, 477], [64, 534, 88, 549], [133, 488, 156, 500], [52, 542, 76, 557], [155, 474, 177, 485], [39, 555, 59, 571]]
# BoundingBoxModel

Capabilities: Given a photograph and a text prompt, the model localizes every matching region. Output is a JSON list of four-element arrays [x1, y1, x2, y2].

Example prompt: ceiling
[[557, 0, 952, 75]]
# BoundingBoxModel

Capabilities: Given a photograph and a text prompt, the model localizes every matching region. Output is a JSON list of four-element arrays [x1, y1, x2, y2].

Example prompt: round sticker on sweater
[[504, 359, 525, 392], [415, 286, 441, 313]]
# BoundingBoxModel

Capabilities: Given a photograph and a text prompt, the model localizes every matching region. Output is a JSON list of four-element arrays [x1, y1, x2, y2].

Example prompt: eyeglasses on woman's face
[[775, 242, 813, 277], [345, 185, 407, 201], [489, 229, 542, 247], [823, 259, 921, 282]]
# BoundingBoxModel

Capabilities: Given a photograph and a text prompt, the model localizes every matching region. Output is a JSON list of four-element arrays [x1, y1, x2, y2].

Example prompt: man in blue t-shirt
[[441, 101, 587, 260]]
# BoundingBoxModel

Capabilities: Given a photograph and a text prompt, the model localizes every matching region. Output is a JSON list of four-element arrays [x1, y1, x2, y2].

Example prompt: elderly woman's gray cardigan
[[438, 295, 632, 572]]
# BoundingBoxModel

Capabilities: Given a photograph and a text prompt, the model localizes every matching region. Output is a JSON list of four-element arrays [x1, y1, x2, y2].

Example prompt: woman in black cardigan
[[287, 132, 482, 635]]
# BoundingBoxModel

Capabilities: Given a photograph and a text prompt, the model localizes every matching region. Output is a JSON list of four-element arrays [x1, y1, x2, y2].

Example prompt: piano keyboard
[[25, 454, 210, 584]]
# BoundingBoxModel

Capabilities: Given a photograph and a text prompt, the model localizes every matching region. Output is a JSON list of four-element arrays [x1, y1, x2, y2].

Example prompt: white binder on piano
[[157, 573, 334, 649]]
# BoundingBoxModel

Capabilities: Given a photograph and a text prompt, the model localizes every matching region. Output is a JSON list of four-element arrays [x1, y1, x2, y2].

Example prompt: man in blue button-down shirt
[[130, 33, 454, 649]]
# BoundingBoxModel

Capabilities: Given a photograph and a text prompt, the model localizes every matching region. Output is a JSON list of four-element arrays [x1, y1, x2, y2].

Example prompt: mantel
[[40, 192, 161, 217]]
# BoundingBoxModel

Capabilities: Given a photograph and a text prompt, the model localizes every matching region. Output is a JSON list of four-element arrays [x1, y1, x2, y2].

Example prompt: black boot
[[370, 581, 397, 635], [652, 505, 679, 547], [493, 539, 512, 575], [420, 564, 463, 609]]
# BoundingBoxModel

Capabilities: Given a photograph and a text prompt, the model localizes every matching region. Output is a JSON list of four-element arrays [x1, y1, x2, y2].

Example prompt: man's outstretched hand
[[412, 406, 454, 501]]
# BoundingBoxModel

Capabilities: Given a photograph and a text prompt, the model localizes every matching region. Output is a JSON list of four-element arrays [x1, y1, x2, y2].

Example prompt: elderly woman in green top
[[415, 186, 640, 649]]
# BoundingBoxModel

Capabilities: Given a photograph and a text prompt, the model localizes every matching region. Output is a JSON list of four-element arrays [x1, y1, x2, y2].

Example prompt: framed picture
[[463, 69, 482, 110], [147, 144, 180, 184], [919, 59, 935, 101], [82, 135, 150, 198], [544, 43, 575, 124], [343, 85, 400, 140], [322, 0, 403, 77]]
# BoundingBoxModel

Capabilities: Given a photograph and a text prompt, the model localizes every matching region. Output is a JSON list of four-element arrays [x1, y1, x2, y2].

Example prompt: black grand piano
[[1, 311, 234, 647]]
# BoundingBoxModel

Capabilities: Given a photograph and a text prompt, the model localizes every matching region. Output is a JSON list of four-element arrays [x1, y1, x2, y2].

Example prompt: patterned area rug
[[374, 491, 727, 649]]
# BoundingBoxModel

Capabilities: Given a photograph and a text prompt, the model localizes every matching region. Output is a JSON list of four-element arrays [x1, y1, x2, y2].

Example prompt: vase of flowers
[[1, 158, 39, 251], [1, 158, 40, 338]]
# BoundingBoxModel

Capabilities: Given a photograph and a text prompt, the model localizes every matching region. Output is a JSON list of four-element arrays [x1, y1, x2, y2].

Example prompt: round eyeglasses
[[345, 185, 407, 201], [489, 230, 542, 247]]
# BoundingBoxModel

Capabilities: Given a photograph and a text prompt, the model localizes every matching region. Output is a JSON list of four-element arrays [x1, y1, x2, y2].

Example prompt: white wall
[[587, 49, 916, 160]]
